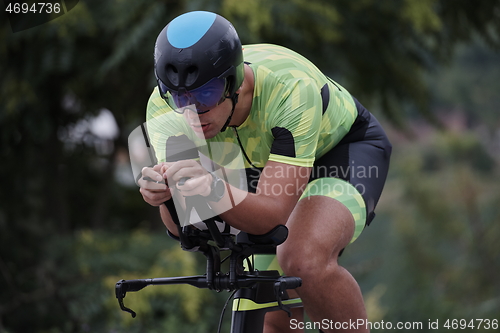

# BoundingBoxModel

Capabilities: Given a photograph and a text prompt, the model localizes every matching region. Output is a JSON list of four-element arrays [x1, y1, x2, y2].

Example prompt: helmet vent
[[185, 66, 199, 87], [166, 65, 179, 85]]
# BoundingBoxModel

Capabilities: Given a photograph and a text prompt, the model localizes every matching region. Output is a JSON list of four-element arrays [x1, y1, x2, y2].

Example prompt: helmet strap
[[220, 93, 239, 132]]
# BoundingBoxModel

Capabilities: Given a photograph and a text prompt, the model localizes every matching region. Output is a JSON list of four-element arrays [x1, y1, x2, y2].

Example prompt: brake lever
[[118, 297, 137, 318], [274, 276, 302, 317], [116, 279, 145, 318]]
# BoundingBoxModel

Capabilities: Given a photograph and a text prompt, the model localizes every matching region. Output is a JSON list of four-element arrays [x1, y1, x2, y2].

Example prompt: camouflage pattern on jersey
[[241, 44, 357, 167], [146, 44, 358, 169]]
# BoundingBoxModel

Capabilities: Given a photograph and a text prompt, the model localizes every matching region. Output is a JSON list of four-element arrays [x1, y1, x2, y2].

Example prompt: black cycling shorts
[[302, 96, 392, 242]]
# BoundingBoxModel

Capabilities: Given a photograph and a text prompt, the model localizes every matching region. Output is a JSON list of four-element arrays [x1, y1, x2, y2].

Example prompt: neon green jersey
[[146, 44, 357, 168]]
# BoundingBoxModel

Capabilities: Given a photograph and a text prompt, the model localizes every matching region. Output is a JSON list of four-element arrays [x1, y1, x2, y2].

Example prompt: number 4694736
[[444, 319, 498, 330], [5, 2, 61, 14]]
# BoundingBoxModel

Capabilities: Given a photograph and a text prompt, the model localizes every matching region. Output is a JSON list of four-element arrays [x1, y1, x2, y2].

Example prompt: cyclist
[[139, 11, 391, 333]]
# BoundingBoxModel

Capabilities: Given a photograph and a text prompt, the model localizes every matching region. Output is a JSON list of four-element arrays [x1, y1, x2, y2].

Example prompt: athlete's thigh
[[278, 195, 355, 270]]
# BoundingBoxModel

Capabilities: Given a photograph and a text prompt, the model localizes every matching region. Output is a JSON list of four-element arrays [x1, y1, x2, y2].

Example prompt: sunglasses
[[157, 76, 228, 114]]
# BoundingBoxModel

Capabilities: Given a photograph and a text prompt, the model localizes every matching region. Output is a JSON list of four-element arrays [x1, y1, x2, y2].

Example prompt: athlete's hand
[[161, 160, 212, 198], [138, 163, 172, 206]]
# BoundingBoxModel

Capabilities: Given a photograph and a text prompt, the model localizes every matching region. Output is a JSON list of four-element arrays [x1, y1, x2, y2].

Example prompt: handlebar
[[116, 274, 302, 318], [116, 191, 302, 318]]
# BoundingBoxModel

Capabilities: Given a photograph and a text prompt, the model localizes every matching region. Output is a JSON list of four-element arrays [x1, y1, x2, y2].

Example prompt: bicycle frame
[[116, 195, 302, 332]]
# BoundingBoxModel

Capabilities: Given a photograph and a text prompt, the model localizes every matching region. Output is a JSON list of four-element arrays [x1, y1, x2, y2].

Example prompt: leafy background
[[1, 0, 499, 332]]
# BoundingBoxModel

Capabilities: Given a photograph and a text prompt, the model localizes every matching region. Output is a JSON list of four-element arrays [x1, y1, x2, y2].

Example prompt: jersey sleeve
[[267, 77, 322, 168]]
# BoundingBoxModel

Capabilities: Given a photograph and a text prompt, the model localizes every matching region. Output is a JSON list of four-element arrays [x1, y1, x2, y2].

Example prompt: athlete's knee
[[277, 240, 336, 282]]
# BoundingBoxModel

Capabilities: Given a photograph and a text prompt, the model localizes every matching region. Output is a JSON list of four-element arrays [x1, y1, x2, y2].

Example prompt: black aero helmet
[[154, 11, 244, 114]]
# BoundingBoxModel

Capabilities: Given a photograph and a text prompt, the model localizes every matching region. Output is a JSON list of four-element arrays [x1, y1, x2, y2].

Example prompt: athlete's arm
[[220, 161, 311, 234], [164, 159, 311, 235]]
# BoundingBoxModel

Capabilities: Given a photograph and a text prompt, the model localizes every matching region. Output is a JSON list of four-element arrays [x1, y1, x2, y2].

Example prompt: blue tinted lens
[[158, 80, 169, 97], [159, 77, 226, 113], [172, 93, 190, 109], [191, 78, 226, 109]]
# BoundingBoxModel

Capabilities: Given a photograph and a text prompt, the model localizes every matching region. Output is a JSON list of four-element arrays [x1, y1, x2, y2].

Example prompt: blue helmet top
[[154, 11, 244, 102]]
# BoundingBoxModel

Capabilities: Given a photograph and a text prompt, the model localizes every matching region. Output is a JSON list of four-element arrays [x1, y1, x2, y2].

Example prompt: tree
[[0, 1, 181, 330], [365, 129, 500, 328], [221, 0, 500, 125]]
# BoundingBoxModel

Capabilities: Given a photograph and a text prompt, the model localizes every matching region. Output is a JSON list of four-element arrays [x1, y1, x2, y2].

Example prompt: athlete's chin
[[192, 123, 219, 139]]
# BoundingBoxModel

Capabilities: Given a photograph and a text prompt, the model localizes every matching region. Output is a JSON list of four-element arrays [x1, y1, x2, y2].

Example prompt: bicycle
[[115, 193, 303, 333]]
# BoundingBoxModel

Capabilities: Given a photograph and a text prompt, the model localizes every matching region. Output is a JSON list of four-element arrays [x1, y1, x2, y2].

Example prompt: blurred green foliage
[[341, 128, 500, 332], [1, 228, 229, 332], [1, 0, 500, 332]]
